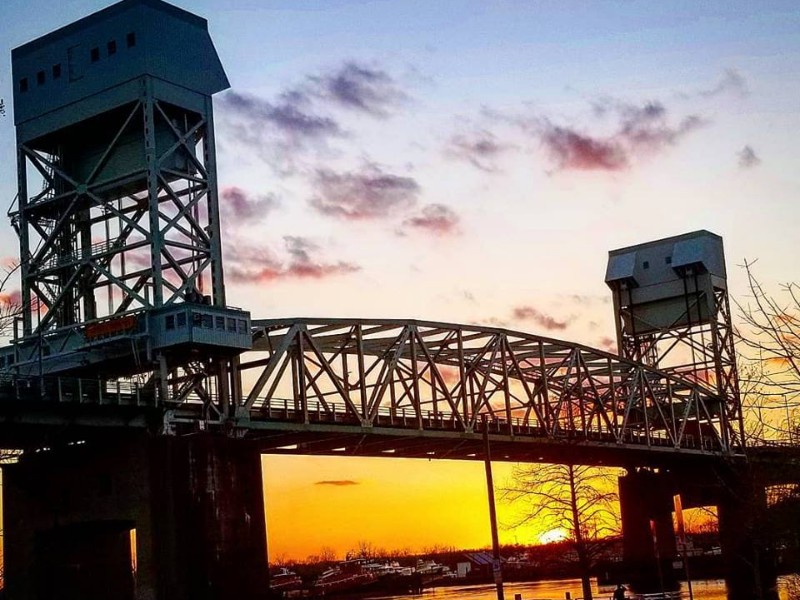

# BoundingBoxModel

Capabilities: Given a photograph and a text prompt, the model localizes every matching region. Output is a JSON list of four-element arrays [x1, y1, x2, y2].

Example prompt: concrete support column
[[718, 469, 778, 600], [151, 434, 269, 600], [3, 433, 269, 600], [618, 469, 678, 593]]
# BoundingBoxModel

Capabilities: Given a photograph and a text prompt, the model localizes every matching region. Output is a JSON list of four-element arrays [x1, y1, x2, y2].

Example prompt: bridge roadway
[[0, 317, 752, 470]]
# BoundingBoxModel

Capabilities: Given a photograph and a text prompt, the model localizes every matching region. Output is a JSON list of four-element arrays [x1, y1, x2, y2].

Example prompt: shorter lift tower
[[605, 230, 744, 451], [8, 0, 251, 422]]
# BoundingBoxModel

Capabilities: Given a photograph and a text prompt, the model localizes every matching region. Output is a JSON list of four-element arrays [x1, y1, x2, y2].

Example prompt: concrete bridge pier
[[618, 469, 679, 593], [2, 433, 269, 600], [717, 468, 778, 600]]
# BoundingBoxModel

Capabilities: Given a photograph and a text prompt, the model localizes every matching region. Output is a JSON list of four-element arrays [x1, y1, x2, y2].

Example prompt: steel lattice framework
[[230, 318, 741, 458], [13, 93, 225, 337]]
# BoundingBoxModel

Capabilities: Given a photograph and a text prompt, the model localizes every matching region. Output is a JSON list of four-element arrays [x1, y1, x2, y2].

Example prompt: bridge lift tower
[[5, 2, 267, 599], [9, 0, 251, 421], [606, 230, 745, 452]]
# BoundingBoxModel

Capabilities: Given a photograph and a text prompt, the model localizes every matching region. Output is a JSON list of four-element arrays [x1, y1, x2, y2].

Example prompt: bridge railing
[[0, 374, 157, 407], [253, 397, 720, 452]]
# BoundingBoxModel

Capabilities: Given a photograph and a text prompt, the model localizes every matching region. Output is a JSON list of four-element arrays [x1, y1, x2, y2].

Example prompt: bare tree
[[0, 263, 22, 340], [501, 463, 622, 600], [736, 261, 800, 443]]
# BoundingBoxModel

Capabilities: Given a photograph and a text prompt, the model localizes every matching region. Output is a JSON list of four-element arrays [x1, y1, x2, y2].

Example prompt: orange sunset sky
[[261, 455, 557, 562], [2, 0, 799, 564]]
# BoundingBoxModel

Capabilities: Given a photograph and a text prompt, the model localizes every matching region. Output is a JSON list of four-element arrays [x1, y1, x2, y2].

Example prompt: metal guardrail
[[0, 374, 157, 407], [252, 397, 721, 451]]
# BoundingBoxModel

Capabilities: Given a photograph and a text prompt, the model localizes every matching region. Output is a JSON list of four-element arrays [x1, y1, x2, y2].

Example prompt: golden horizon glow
[[262, 455, 550, 562]]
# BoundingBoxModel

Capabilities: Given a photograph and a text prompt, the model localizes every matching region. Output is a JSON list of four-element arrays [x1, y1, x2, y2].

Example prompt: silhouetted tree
[[501, 463, 622, 600], [736, 262, 800, 443]]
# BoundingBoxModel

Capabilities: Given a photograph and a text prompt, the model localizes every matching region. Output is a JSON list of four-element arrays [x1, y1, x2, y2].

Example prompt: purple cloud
[[309, 62, 407, 117], [310, 164, 420, 220], [401, 204, 460, 236]]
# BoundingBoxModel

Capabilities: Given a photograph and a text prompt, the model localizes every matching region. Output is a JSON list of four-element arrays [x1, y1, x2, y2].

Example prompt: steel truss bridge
[[0, 318, 741, 468]]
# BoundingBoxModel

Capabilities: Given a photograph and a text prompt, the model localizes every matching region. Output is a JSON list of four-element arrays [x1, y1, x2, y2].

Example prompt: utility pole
[[482, 414, 505, 600]]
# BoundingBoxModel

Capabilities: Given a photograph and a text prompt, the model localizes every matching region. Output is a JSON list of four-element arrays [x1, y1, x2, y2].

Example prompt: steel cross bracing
[[13, 89, 225, 338], [230, 318, 742, 457]]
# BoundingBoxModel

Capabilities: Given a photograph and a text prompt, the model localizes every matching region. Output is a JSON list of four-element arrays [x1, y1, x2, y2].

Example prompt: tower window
[[126, 32, 136, 48], [19, 78, 29, 92], [90, 47, 100, 62], [642, 260, 650, 269], [52, 63, 62, 79], [36, 70, 45, 85], [107, 40, 117, 55], [665, 256, 672, 265]]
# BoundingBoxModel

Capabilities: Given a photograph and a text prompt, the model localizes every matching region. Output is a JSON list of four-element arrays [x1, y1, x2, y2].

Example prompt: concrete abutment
[[3, 433, 269, 600]]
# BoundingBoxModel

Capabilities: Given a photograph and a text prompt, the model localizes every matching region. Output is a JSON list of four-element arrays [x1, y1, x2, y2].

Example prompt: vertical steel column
[[482, 414, 505, 600], [142, 78, 163, 307]]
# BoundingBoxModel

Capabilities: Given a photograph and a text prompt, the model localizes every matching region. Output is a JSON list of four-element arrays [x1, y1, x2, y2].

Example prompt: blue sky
[[1, 0, 799, 345]]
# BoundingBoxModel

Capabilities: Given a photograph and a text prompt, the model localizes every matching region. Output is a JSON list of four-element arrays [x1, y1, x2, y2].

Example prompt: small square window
[[192, 312, 202, 326], [165, 315, 175, 330], [227, 318, 236, 332], [19, 78, 29, 93], [643, 260, 650, 269], [201, 314, 213, 329], [90, 47, 100, 62], [52, 63, 62, 79], [665, 256, 672, 265], [36, 71, 45, 85], [107, 40, 117, 55], [215, 316, 225, 330], [126, 32, 136, 48], [238, 319, 248, 334], [176, 313, 187, 328]]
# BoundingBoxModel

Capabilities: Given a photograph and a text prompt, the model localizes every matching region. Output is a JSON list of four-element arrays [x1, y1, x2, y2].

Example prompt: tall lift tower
[[9, 0, 250, 421], [605, 230, 744, 451]]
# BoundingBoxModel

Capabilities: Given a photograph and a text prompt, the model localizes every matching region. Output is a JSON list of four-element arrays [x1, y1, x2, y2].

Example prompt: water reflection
[[366, 577, 771, 600]]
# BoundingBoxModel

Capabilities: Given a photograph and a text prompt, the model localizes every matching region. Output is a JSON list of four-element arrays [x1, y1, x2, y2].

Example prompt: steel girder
[[234, 318, 739, 455]]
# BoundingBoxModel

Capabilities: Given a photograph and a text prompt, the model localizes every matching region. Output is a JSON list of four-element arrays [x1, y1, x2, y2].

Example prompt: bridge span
[[0, 318, 736, 467]]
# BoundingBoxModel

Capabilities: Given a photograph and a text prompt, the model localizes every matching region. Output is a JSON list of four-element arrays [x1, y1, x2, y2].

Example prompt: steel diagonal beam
[[243, 324, 301, 409], [464, 335, 501, 428], [367, 327, 411, 420], [157, 182, 210, 243], [468, 337, 502, 427], [576, 352, 616, 435], [89, 261, 151, 308], [549, 350, 577, 436], [153, 102, 209, 178], [641, 374, 675, 446], [85, 102, 142, 185], [619, 367, 643, 439], [411, 330, 466, 429], [302, 331, 363, 421]]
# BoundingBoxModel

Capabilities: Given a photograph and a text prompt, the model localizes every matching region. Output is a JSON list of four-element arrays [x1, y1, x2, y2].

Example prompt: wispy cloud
[[738, 145, 761, 169], [308, 62, 408, 118], [226, 236, 360, 284], [221, 186, 280, 221], [310, 164, 420, 220], [401, 204, 460, 236], [537, 99, 706, 172], [512, 306, 571, 331], [315, 480, 360, 486], [222, 90, 343, 142], [445, 130, 513, 172], [693, 68, 749, 99]]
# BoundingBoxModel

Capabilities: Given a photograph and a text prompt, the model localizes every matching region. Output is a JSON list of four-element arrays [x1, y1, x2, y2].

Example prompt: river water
[[364, 577, 790, 600]]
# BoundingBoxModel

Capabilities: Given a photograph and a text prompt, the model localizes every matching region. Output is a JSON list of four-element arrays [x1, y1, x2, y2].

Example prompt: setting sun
[[538, 528, 569, 545]]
